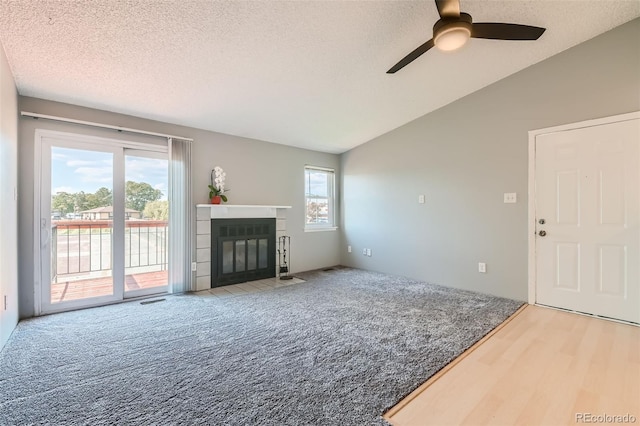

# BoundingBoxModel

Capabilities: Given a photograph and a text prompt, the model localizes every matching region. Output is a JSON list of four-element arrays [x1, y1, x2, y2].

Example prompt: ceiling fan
[[387, 0, 546, 74]]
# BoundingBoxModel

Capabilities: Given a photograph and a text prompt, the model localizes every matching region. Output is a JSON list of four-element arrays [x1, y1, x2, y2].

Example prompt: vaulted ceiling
[[1, 1, 638, 153]]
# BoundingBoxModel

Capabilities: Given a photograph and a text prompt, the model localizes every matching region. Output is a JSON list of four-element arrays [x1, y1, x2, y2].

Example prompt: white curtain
[[168, 138, 193, 293]]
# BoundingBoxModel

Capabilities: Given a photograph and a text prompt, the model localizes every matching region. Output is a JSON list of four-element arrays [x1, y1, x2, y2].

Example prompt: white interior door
[[535, 118, 640, 323]]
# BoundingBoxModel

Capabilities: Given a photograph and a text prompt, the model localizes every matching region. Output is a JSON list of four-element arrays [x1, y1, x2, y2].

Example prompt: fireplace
[[195, 204, 291, 291], [211, 218, 276, 287]]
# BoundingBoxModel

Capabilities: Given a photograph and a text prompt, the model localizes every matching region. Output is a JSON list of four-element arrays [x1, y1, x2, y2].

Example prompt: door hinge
[[4, 295, 7, 310]]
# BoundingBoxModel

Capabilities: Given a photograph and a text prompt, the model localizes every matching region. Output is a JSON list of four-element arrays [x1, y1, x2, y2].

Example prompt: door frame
[[527, 111, 640, 306], [33, 129, 168, 316]]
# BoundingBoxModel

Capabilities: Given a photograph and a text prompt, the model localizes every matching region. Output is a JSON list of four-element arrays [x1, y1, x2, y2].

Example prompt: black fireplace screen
[[211, 218, 276, 287]]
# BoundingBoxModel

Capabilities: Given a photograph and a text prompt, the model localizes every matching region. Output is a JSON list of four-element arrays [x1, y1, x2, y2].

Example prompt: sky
[[51, 147, 168, 200], [305, 169, 330, 198]]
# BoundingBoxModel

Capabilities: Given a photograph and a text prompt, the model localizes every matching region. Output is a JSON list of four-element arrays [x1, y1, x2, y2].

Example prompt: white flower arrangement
[[209, 166, 228, 202]]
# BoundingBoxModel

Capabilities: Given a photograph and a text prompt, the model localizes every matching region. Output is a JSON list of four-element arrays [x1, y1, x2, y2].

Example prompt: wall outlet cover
[[347, 245, 352, 253], [478, 262, 487, 273], [366, 248, 372, 257]]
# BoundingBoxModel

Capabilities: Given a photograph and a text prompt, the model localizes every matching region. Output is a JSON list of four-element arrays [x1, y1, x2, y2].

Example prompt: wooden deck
[[51, 270, 168, 303]]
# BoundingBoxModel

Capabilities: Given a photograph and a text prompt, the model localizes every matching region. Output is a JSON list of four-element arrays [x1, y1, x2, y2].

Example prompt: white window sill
[[304, 226, 338, 233]]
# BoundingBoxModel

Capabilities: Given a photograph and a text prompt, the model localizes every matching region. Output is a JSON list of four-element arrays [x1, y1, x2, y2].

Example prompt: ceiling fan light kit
[[433, 14, 472, 51], [387, 0, 546, 73]]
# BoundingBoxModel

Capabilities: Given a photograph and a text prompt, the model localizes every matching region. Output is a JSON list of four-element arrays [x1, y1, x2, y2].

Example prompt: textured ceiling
[[1, 1, 639, 153]]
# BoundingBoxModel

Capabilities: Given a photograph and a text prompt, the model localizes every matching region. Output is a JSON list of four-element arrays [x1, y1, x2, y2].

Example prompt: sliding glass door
[[39, 133, 168, 314], [124, 150, 169, 297], [46, 143, 121, 309]]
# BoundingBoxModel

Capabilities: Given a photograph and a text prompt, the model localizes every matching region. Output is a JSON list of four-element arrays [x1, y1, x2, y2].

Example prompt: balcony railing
[[51, 220, 168, 283]]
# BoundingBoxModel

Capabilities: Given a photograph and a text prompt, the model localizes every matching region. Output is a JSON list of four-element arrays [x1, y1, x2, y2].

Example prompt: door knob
[[539, 230, 546, 237]]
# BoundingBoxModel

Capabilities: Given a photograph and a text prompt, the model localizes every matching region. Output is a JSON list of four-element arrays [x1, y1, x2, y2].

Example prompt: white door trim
[[527, 111, 640, 306]]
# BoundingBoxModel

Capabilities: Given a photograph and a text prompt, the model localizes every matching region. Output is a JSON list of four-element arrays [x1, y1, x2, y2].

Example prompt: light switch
[[503, 193, 517, 203]]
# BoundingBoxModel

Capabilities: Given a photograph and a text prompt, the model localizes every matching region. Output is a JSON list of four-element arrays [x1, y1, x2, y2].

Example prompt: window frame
[[304, 165, 336, 232]]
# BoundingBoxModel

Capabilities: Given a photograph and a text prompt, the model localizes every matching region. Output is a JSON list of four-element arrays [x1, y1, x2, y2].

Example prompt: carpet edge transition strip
[[383, 303, 529, 422]]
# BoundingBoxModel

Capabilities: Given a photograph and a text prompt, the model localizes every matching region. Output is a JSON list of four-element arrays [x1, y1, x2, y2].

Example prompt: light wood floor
[[385, 304, 640, 426]]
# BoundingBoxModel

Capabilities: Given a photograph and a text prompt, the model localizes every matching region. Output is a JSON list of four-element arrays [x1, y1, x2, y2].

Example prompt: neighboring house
[[79, 206, 141, 220]]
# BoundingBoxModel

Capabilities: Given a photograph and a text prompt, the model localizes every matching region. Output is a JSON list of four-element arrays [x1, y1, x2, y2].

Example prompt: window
[[304, 166, 336, 230]]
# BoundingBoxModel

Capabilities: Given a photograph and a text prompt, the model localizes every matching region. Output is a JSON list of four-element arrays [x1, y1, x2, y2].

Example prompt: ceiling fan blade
[[435, 0, 461, 18], [387, 39, 435, 74], [471, 23, 546, 40]]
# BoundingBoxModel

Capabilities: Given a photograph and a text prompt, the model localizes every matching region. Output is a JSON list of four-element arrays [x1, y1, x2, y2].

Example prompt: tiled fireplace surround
[[195, 205, 291, 291]]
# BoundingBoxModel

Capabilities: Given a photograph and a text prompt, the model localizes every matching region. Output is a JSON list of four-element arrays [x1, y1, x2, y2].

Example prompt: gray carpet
[[0, 267, 522, 425]]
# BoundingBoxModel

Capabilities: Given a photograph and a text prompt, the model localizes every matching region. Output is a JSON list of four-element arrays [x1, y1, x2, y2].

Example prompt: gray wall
[[0, 40, 19, 349], [18, 97, 340, 318], [340, 19, 640, 301]]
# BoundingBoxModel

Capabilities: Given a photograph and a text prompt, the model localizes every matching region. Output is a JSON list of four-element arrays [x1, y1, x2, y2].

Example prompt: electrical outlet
[[362, 248, 367, 256], [366, 248, 372, 257], [478, 262, 487, 273], [347, 245, 352, 253], [191, 262, 197, 272], [418, 194, 425, 204], [503, 193, 517, 203]]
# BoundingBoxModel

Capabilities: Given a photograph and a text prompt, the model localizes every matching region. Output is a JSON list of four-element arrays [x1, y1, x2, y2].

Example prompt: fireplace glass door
[[212, 218, 275, 287]]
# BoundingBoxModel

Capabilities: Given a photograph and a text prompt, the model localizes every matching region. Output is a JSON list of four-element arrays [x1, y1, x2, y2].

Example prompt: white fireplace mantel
[[195, 204, 291, 219]]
